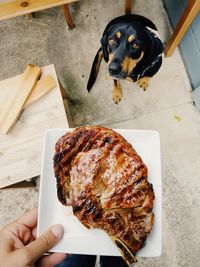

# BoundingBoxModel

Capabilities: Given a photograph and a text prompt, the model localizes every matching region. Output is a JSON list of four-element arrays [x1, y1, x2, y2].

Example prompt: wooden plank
[[0, 64, 69, 188], [0, 0, 78, 20], [164, 0, 200, 57], [23, 75, 56, 108], [0, 75, 56, 111], [0, 64, 41, 134]]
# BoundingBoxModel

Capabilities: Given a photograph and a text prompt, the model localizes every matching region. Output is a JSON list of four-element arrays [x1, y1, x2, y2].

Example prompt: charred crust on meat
[[53, 126, 155, 262], [104, 136, 112, 144], [53, 152, 63, 163], [57, 183, 66, 204], [72, 205, 82, 213]]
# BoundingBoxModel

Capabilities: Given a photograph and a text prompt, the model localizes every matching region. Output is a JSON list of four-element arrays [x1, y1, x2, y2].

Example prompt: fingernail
[[51, 224, 64, 239]]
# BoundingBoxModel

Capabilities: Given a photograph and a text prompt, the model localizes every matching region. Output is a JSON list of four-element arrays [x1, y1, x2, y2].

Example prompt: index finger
[[17, 208, 38, 228]]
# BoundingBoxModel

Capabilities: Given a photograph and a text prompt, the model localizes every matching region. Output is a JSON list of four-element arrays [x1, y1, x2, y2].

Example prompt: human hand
[[0, 208, 66, 267]]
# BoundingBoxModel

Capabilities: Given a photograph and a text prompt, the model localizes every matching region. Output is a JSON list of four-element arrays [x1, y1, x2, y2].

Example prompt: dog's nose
[[109, 63, 122, 75]]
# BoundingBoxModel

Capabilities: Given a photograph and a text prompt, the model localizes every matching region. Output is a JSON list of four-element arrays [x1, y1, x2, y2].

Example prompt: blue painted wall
[[163, 0, 200, 90]]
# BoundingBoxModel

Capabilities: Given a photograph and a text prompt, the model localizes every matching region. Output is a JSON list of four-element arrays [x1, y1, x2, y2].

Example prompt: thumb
[[19, 224, 64, 263]]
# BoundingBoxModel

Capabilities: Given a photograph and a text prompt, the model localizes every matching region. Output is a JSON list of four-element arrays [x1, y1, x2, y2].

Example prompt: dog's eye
[[109, 39, 116, 45], [132, 43, 140, 49]]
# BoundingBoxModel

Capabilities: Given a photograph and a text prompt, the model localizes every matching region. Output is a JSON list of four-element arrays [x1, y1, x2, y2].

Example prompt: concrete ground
[[1, 0, 200, 266]]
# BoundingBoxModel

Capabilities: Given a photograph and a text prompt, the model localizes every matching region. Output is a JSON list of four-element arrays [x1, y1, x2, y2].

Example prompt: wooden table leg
[[125, 0, 133, 14], [164, 0, 200, 57], [61, 4, 74, 29]]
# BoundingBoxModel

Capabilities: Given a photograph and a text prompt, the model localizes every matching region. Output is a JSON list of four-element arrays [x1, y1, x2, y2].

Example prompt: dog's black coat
[[87, 14, 163, 92]]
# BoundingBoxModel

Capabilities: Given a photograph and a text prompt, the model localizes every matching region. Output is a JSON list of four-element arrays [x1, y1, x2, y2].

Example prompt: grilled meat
[[54, 126, 154, 265]]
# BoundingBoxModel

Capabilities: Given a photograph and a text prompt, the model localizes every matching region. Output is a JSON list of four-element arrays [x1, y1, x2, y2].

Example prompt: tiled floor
[[0, 1, 200, 266]]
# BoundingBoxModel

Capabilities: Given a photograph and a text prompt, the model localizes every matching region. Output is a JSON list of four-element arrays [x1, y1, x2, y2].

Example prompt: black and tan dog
[[87, 14, 163, 104]]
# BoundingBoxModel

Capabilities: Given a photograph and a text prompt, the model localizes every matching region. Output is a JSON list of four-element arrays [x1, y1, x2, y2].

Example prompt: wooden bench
[[0, 0, 134, 26], [0, 0, 79, 29]]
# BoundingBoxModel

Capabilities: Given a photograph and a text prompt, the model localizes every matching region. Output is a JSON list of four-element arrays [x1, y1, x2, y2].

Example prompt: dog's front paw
[[137, 77, 149, 91], [113, 90, 122, 104]]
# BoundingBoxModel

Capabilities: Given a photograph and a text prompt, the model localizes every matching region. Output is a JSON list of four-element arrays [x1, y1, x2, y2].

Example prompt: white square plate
[[38, 129, 162, 257]]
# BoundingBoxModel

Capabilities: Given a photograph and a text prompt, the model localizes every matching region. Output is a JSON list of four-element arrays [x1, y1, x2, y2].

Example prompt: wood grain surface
[[0, 0, 78, 20], [0, 64, 41, 134], [0, 64, 69, 188]]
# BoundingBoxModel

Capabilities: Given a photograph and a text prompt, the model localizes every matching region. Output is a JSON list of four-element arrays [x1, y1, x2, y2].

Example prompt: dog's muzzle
[[108, 62, 127, 79]]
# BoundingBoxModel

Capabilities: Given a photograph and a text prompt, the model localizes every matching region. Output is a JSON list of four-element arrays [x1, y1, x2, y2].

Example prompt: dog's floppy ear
[[101, 34, 109, 62], [87, 47, 103, 92]]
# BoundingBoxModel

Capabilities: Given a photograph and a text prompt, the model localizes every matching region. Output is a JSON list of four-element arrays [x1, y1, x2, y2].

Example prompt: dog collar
[[136, 53, 162, 81], [134, 27, 163, 81]]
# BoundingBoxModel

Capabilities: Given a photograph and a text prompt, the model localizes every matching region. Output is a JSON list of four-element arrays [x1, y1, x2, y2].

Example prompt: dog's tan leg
[[113, 80, 122, 104], [137, 77, 150, 91]]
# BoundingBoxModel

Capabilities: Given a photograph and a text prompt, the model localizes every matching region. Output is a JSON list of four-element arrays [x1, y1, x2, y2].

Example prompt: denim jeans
[[54, 254, 128, 267]]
